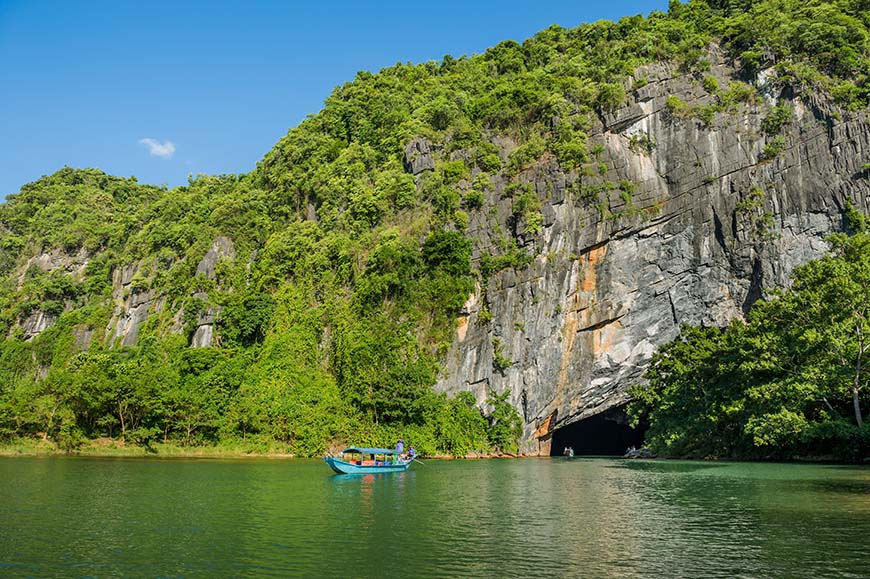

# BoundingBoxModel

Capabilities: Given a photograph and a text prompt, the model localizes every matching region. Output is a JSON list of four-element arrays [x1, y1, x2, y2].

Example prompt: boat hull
[[323, 456, 412, 475]]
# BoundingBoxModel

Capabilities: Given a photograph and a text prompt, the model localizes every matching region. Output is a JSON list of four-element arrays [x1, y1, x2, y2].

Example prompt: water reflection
[[0, 457, 867, 578], [612, 459, 730, 474]]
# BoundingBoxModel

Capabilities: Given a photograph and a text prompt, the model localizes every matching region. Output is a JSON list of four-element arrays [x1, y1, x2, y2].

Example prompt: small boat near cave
[[323, 447, 414, 475]]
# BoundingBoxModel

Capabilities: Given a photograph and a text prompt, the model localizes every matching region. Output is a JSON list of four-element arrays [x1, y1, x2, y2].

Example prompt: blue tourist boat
[[323, 447, 414, 474]]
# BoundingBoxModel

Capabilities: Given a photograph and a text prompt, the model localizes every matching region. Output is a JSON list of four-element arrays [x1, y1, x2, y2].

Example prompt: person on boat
[[408, 446, 416, 460], [396, 439, 404, 456]]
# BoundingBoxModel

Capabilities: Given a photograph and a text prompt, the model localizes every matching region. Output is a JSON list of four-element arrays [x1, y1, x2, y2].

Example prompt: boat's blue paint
[[323, 456, 413, 474], [323, 446, 415, 474]]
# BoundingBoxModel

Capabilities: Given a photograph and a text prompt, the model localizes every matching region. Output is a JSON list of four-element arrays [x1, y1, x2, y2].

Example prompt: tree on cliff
[[629, 213, 870, 459], [754, 227, 869, 429]]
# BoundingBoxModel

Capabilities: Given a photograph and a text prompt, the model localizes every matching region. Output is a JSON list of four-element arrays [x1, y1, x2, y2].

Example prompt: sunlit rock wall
[[434, 47, 870, 454]]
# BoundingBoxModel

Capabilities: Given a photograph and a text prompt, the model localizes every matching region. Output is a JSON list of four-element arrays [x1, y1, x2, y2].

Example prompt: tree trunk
[[118, 401, 126, 442], [853, 331, 864, 428], [43, 404, 59, 441]]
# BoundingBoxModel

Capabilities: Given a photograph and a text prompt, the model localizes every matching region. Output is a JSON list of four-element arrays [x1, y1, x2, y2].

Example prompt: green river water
[[0, 456, 867, 578]]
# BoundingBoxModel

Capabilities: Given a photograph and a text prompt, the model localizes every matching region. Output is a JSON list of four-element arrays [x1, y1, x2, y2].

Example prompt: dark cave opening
[[550, 406, 647, 456]]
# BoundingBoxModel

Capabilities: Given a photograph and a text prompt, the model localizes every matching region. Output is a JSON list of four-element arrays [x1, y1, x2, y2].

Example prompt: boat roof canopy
[[341, 447, 399, 455]]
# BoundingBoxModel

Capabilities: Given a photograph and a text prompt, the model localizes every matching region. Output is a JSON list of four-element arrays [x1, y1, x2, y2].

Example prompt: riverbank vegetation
[[628, 208, 870, 461], [0, 1, 868, 457]]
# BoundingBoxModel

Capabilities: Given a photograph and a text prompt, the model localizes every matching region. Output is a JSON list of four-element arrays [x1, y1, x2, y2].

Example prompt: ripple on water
[[0, 457, 868, 578]]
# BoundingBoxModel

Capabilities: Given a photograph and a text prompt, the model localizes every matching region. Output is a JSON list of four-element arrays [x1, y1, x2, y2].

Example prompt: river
[[0, 456, 867, 578]]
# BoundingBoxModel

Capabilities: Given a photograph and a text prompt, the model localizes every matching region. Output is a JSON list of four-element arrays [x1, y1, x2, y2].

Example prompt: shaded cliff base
[[549, 405, 647, 456]]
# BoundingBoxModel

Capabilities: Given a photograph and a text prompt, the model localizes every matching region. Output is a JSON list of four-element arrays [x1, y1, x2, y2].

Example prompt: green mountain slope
[[0, 0, 867, 455]]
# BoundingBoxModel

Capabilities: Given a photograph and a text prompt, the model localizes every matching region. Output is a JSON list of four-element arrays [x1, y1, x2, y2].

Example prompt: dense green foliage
[[629, 221, 870, 460], [0, 1, 867, 455]]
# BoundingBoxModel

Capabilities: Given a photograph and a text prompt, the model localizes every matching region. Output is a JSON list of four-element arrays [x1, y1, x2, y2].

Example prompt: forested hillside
[[0, 0, 868, 456]]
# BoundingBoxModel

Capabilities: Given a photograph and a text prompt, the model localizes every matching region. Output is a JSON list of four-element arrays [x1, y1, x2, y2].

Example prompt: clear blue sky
[[0, 0, 668, 198]]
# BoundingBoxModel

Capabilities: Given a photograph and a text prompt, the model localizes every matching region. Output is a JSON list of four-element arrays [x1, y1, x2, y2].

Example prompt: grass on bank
[[0, 437, 525, 459], [0, 437, 313, 458]]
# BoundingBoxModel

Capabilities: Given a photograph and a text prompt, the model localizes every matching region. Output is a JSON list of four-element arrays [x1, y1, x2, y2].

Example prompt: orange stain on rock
[[456, 315, 469, 342], [579, 243, 607, 293], [591, 319, 622, 357], [556, 310, 577, 403], [540, 242, 610, 450], [534, 411, 557, 440], [534, 414, 551, 438]]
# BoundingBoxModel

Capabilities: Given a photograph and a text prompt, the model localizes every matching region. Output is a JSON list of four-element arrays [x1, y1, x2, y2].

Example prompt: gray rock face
[[17, 247, 90, 287], [13, 247, 91, 340], [104, 237, 235, 348], [403, 137, 435, 174], [434, 51, 870, 454], [109, 284, 155, 348], [191, 324, 214, 349], [190, 291, 219, 348], [196, 236, 236, 279], [21, 310, 57, 341], [105, 262, 150, 347], [189, 237, 235, 348]]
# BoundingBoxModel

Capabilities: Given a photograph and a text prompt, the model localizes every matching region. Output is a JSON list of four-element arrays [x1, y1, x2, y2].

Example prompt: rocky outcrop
[[189, 236, 235, 348], [190, 290, 219, 348], [20, 310, 57, 341], [107, 263, 156, 348], [403, 137, 435, 174], [13, 247, 91, 340], [104, 237, 235, 348], [16, 247, 91, 287], [434, 47, 870, 454], [196, 236, 235, 280]]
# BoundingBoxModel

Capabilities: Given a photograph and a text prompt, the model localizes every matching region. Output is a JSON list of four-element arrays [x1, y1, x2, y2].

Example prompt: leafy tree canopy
[[629, 223, 870, 460]]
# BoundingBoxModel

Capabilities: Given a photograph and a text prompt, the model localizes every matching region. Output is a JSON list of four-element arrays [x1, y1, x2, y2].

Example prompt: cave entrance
[[550, 405, 646, 456]]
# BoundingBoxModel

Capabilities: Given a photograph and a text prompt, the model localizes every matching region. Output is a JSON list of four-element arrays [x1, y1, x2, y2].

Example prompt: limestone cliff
[[104, 236, 235, 348], [433, 47, 870, 453]]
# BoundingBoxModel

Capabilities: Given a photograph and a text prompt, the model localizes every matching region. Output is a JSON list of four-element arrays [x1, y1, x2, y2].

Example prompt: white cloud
[[139, 138, 176, 159]]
